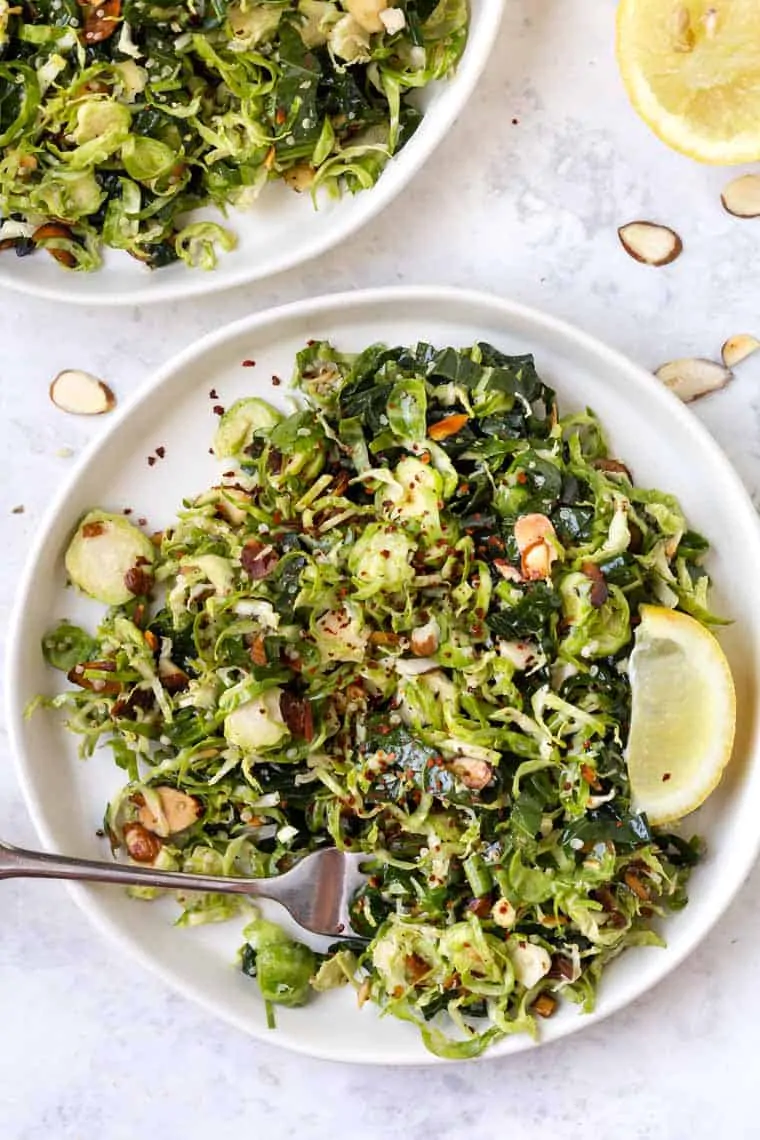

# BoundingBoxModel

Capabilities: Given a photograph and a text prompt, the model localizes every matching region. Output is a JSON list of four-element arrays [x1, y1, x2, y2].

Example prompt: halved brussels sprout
[[64, 511, 155, 606], [377, 456, 442, 537], [213, 397, 283, 459], [312, 604, 368, 663], [560, 571, 631, 659], [224, 687, 289, 750], [348, 523, 414, 597]]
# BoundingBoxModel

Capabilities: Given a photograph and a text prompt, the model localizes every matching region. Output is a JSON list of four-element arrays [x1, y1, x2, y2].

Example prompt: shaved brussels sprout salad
[[0, 0, 467, 271], [37, 339, 713, 1058]]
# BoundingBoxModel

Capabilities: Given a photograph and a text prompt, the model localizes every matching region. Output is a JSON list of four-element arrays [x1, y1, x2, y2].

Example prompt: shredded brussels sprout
[[0, 0, 467, 271], [36, 339, 713, 1057]]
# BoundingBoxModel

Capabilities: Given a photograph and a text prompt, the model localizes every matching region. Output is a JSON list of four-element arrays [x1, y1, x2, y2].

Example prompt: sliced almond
[[514, 514, 559, 581], [138, 786, 201, 837], [411, 619, 439, 657], [617, 221, 683, 267], [721, 174, 760, 219], [50, 369, 116, 416], [449, 756, 493, 790], [514, 513, 556, 552], [655, 358, 733, 403], [722, 334, 760, 369]]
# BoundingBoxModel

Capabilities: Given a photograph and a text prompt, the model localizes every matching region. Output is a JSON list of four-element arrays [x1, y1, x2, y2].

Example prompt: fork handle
[[0, 841, 268, 898]]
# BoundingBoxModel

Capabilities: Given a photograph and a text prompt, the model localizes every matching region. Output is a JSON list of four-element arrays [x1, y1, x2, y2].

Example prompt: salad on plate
[[37, 338, 722, 1058], [0, 0, 467, 271]]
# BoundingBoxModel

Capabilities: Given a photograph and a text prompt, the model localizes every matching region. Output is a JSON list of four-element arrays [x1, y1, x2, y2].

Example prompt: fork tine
[[258, 848, 370, 938]]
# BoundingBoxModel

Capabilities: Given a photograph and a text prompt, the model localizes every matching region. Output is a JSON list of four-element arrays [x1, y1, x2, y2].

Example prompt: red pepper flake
[[123, 507, 133, 515], [517, 471, 528, 484], [272, 511, 282, 524], [208, 388, 218, 400], [306, 339, 316, 347], [241, 359, 256, 368], [662, 772, 672, 782], [156, 446, 165, 459], [208, 448, 214, 455], [137, 517, 147, 527], [213, 405, 225, 416], [271, 375, 281, 386], [512, 117, 519, 126], [147, 456, 156, 467]]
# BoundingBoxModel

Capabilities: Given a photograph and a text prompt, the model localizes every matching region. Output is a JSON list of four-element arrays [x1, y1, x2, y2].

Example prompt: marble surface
[[3, 2, 760, 1136]]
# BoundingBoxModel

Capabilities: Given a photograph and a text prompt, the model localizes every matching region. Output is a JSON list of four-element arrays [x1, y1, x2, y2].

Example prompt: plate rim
[[8, 284, 760, 1064], [0, 0, 504, 308]]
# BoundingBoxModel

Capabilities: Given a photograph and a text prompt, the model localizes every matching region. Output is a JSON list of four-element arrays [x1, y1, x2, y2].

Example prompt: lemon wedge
[[626, 605, 736, 825], [616, 0, 760, 164]]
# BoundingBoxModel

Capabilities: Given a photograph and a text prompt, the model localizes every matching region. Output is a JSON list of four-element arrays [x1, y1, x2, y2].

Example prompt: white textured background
[[2, 2, 760, 1137]]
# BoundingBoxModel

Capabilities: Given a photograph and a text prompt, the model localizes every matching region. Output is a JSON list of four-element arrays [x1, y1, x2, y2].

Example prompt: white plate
[[8, 286, 760, 1064], [0, 2, 502, 307]]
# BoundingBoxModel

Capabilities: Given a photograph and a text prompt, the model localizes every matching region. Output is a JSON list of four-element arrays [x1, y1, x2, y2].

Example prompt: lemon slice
[[616, 0, 760, 164], [626, 605, 736, 825]]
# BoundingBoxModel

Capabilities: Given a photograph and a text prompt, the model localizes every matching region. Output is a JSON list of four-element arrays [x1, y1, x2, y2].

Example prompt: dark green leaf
[[241, 944, 258, 978], [487, 582, 562, 650], [561, 807, 653, 851]]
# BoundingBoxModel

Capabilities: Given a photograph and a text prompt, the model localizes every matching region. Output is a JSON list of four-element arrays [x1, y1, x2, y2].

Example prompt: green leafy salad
[[0, 0, 466, 272], [38, 339, 712, 1058]]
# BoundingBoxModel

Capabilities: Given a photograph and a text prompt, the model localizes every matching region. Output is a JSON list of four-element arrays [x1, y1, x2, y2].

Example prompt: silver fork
[[0, 842, 370, 939]]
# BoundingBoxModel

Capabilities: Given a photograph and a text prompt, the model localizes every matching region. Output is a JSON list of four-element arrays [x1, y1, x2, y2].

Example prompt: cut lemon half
[[616, 0, 760, 164], [626, 605, 736, 825]]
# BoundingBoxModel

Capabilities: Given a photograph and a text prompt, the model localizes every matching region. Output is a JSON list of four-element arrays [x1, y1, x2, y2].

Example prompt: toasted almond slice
[[721, 174, 760, 219], [618, 221, 683, 266], [521, 539, 554, 581], [721, 334, 760, 369], [50, 369, 116, 415], [449, 756, 493, 790], [513, 513, 556, 552], [514, 513, 559, 581], [411, 618, 439, 657], [138, 786, 201, 837], [655, 358, 733, 403]]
